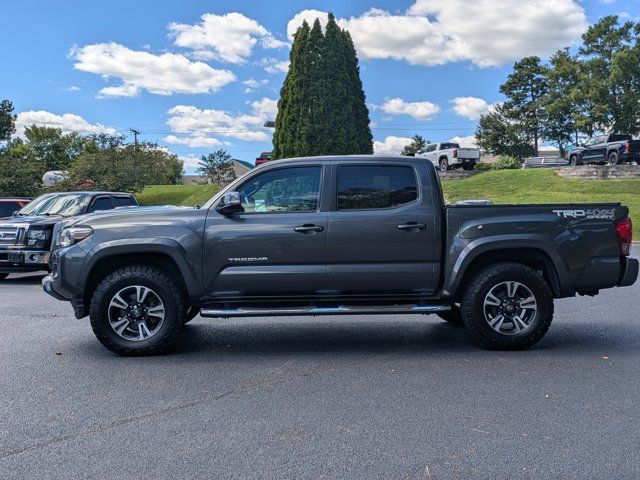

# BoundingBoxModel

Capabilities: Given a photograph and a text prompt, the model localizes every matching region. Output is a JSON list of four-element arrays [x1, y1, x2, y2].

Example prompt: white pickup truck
[[416, 142, 481, 171]]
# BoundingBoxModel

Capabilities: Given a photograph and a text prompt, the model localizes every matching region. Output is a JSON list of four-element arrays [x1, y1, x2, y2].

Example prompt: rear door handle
[[294, 224, 324, 234], [397, 222, 427, 231]]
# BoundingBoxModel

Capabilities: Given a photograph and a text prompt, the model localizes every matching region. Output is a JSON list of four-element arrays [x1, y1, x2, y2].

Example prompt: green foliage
[[542, 49, 582, 156], [500, 56, 548, 155], [273, 12, 373, 159], [475, 104, 535, 160], [22, 126, 86, 172], [492, 156, 522, 170], [473, 162, 493, 172], [401, 135, 429, 156], [0, 148, 41, 196], [0, 100, 16, 141], [61, 136, 183, 193], [196, 149, 236, 187]]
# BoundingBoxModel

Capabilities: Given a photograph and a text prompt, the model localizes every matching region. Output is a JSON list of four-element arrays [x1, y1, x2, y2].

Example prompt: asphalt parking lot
[[1, 254, 639, 479]]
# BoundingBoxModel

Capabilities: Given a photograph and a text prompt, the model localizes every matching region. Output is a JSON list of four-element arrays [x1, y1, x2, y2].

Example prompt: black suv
[[0, 191, 137, 279]]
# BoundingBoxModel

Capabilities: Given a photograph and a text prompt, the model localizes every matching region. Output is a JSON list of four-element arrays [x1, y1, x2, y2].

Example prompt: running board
[[200, 304, 450, 318]]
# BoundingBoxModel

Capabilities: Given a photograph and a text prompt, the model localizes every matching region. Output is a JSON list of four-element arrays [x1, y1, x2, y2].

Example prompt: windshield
[[17, 194, 90, 217]]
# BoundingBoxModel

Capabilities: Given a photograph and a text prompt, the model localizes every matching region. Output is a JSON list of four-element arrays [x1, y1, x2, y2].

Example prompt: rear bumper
[[618, 257, 639, 287]]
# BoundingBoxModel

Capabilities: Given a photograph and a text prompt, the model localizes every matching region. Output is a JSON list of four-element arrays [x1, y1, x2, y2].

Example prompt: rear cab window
[[337, 165, 418, 210], [113, 196, 137, 207]]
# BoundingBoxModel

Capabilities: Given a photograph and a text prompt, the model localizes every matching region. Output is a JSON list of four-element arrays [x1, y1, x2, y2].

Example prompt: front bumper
[[0, 249, 51, 273], [618, 257, 639, 287]]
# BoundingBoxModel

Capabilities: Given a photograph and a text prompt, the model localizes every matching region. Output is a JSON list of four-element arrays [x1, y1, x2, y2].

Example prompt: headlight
[[58, 227, 93, 248], [26, 228, 51, 247]]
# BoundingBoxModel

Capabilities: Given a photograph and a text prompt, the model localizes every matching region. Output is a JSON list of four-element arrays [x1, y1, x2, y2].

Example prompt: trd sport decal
[[552, 209, 615, 220]]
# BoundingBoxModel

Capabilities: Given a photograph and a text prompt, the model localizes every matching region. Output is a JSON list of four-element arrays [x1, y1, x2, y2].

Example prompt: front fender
[[442, 235, 573, 298], [80, 238, 202, 297]]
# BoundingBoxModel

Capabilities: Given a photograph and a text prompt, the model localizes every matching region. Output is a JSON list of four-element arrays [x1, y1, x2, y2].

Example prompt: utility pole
[[129, 128, 140, 150]]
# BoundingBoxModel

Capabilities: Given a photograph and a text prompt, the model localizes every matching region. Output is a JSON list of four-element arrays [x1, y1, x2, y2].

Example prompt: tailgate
[[457, 148, 480, 159], [629, 140, 640, 152]]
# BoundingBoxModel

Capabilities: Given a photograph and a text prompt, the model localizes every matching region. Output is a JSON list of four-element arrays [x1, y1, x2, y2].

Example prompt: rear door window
[[113, 196, 137, 207], [337, 165, 418, 210], [86, 197, 114, 213]]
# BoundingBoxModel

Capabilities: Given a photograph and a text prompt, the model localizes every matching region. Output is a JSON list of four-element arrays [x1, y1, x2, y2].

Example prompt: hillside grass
[[136, 184, 219, 207], [137, 170, 640, 225], [441, 169, 640, 225]]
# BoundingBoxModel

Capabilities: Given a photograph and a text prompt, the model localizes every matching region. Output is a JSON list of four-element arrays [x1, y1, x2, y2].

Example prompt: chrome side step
[[200, 304, 450, 318]]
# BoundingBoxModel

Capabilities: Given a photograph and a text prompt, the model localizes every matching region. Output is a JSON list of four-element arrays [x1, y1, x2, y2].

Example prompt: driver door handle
[[397, 222, 427, 231], [294, 224, 324, 234]]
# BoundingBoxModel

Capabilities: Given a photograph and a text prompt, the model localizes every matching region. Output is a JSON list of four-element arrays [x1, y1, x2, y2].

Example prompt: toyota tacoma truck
[[0, 191, 137, 280], [568, 134, 640, 166], [416, 142, 481, 171], [43, 156, 638, 355]]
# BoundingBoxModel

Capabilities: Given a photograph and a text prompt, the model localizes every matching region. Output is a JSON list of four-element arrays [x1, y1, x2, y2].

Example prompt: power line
[[129, 128, 141, 149]]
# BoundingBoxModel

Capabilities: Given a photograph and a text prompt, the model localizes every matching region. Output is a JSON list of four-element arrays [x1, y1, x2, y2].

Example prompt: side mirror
[[216, 191, 244, 215]]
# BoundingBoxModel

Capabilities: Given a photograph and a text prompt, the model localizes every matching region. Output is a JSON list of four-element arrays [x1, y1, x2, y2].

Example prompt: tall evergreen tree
[[272, 13, 373, 158], [0, 100, 16, 141], [500, 56, 548, 156]]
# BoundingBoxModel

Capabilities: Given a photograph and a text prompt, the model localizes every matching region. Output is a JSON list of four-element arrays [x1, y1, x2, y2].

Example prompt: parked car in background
[[0, 198, 31, 219], [0, 192, 137, 280], [568, 134, 640, 166], [522, 157, 570, 169], [42, 155, 637, 355], [255, 151, 272, 166], [416, 142, 480, 171]]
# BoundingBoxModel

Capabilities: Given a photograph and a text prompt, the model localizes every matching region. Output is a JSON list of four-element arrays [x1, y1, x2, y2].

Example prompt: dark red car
[[255, 151, 272, 166], [0, 198, 31, 219]]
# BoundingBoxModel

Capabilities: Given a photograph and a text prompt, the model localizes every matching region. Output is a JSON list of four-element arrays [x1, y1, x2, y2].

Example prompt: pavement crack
[[0, 358, 377, 460]]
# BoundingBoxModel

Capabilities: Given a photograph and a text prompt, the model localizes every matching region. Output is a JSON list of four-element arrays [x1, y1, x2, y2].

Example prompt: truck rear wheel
[[89, 266, 185, 356], [460, 262, 554, 350], [608, 152, 620, 166]]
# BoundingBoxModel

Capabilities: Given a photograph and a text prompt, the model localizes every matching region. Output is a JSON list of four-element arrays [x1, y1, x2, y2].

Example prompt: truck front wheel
[[439, 158, 449, 171], [89, 266, 186, 356], [460, 262, 554, 350]]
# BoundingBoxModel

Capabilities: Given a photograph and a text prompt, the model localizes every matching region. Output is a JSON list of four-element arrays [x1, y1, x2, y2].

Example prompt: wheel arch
[[80, 241, 201, 317], [444, 240, 572, 299]]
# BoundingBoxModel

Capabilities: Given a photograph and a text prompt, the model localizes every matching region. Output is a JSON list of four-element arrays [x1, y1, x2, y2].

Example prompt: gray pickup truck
[[43, 156, 638, 355]]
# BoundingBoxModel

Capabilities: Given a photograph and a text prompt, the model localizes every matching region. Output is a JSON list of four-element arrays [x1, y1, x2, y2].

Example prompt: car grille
[[0, 225, 25, 246]]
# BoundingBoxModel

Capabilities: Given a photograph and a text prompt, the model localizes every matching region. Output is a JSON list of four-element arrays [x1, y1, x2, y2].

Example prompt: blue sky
[[1, 0, 636, 172]]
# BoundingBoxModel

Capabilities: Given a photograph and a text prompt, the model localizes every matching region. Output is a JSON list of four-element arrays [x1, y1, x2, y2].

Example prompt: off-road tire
[[439, 158, 449, 171], [90, 265, 185, 356], [569, 155, 580, 166], [460, 262, 554, 350]]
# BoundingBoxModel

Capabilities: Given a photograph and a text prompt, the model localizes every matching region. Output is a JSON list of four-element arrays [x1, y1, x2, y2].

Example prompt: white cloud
[[169, 12, 287, 64], [66, 86, 81, 92], [165, 135, 222, 148], [164, 97, 277, 147], [288, 1, 587, 68], [242, 78, 268, 93], [70, 42, 236, 96], [179, 154, 202, 169], [98, 84, 141, 98], [380, 97, 440, 120], [450, 97, 496, 120], [287, 10, 329, 39], [15, 111, 116, 136], [373, 136, 413, 155], [449, 135, 478, 148], [260, 57, 290, 74]]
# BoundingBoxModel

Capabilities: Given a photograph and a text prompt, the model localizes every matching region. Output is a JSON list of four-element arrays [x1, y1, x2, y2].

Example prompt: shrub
[[492, 156, 522, 170]]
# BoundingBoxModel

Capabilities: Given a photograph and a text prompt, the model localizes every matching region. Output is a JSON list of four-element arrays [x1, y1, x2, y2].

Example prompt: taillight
[[453, 149, 458, 158], [615, 217, 633, 256], [625, 142, 631, 153]]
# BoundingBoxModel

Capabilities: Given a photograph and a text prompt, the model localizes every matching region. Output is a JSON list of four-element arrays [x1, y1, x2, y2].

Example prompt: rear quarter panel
[[444, 204, 628, 297]]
